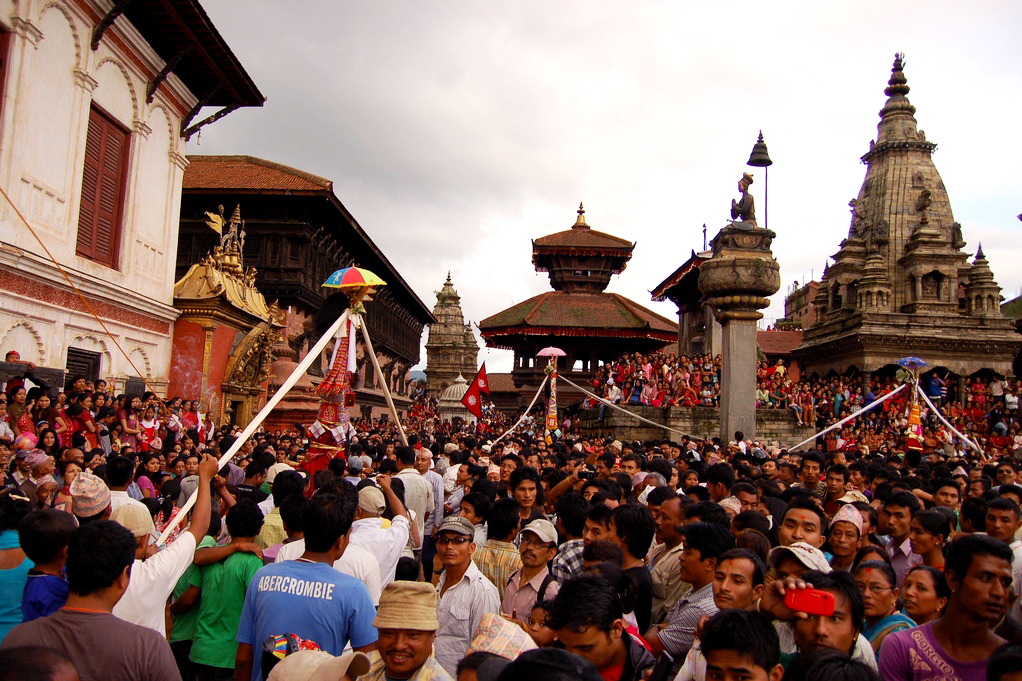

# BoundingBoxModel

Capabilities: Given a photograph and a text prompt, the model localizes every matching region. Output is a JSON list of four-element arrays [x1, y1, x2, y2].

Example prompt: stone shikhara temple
[[794, 55, 1020, 387]]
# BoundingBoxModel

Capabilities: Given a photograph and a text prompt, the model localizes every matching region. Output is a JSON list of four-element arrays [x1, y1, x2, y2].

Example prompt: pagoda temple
[[793, 55, 1020, 390], [479, 204, 675, 404]]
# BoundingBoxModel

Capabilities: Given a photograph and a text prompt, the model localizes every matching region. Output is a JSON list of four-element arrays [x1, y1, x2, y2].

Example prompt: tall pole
[[764, 165, 769, 231]]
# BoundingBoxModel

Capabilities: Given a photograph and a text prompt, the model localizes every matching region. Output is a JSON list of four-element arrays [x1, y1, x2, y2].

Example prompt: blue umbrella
[[897, 357, 928, 370]]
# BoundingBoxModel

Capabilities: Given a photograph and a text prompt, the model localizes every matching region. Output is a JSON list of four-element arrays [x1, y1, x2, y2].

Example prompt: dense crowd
[[2, 356, 1022, 681], [589, 350, 1022, 460]]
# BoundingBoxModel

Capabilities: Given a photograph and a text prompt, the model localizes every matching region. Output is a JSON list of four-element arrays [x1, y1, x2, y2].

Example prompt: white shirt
[[349, 515, 410, 586], [422, 470, 445, 534], [113, 531, 196, 635], [109, 490, 148, 513], [434, 561, 500, 676], [257, 497, 275, 516], [443, 464, 461, 495], [275, 539, 382, 605], [395, 468, 433, 549]]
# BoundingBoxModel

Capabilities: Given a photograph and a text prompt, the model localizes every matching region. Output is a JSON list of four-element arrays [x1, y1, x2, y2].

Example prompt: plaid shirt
[[550, 539, 584, 584], [472, 540, 522, 601]]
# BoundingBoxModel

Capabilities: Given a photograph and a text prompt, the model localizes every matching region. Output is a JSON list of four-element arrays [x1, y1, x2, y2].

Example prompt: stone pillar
[[698, 227, 781, 442]]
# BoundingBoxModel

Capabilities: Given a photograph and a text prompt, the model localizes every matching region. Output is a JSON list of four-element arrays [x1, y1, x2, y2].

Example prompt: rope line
[[0, 185, 165, 405], [787, 382, 908, 452], [558, 374, 704, 441], [490, 374, 549, 445]]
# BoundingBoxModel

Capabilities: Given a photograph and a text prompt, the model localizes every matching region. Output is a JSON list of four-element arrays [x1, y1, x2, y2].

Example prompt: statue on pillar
[[730, 173, 758, 228]]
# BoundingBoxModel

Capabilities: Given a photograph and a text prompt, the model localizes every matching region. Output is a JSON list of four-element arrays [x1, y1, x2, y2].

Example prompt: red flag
[[472, 363, 489, 395], [461, 364, 488, 419], [461, 380, 482, 419]]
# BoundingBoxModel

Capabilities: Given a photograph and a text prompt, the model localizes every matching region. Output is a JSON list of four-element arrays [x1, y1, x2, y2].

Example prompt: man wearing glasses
[[433, 515, 500, 676]]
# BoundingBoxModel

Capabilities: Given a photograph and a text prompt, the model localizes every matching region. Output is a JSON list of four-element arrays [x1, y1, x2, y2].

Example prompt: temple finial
[[885, 52, 909, 98], [976, 243, 985, 259], [446, 270, 451, 283], [574, 202, 587, 228]]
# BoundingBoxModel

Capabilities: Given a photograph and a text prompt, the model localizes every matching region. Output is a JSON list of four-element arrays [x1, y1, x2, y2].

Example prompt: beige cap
[[374, 581, 439, 631], [267, 650, 371, 681], [358, 486, 386, 517], [266, 462, 294, 484], [768, 542, 832, 574], [837, 490, 869, 504], [444, 443, 459, 455], [111, 503, 155, 538], [518, 518, 557, 545]]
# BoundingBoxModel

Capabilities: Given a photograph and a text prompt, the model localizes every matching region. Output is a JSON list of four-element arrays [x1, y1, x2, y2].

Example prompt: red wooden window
[[76, 106, 129, 267]]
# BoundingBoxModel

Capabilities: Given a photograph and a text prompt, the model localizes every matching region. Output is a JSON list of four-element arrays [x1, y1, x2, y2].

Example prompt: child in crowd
[[19, 508, 76, 621]]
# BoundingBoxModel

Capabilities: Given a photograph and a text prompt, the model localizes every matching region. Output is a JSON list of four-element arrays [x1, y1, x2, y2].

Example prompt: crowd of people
[[589, 350, 1022, 460], [2, 355, 1022, 681]]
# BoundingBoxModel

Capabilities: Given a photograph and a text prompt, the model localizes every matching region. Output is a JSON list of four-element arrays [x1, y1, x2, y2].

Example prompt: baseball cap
[[266, 463, 293, 485], [436, 515, 475, 537], [111, 503, 155, 538], [267, 651, 371, 681], [357, 486, 385, 517], [837, 490, 869, 504], [518, 518, 557, 545], [347, 457, 363, 474], [768, 542, 832, 574]]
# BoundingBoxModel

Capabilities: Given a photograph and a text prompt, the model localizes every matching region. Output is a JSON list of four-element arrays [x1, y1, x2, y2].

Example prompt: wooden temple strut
[[183, 103, 240, 141], [91, 0, 134, 50], [147, 45, 193, 103]]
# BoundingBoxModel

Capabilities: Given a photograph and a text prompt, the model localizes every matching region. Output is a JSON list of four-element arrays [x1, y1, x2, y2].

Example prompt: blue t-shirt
[[22, 572, 68, 622], [0, 530, 33, 643], [236, 560, 377, 681]]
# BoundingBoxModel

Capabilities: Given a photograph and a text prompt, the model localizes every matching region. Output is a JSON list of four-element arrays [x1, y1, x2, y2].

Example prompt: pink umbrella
[[536, 347, 566, 357]]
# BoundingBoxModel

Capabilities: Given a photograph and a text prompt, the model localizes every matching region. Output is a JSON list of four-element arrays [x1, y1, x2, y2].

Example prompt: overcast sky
[[189, 1, 1022, 373]]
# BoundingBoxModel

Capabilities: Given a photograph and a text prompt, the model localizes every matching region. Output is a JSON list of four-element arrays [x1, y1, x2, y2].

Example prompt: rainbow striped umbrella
[[323, 267, 386, 289]]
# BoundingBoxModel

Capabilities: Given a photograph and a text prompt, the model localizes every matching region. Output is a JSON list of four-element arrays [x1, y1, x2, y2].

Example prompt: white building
[[0, 0, 261, 392]]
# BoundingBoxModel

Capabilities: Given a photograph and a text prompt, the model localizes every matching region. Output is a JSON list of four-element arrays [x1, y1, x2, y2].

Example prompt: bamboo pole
[[155, 306, 352, 545], [355, 313, 408, 446]]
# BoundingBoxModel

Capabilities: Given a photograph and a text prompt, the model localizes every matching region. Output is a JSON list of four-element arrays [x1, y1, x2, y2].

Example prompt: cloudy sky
[[189, 1, 1022, 373]]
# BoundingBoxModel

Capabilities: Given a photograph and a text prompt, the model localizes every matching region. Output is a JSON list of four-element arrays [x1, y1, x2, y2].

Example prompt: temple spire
[[573, 202, 588, 229], [884, 52, 910, 98]]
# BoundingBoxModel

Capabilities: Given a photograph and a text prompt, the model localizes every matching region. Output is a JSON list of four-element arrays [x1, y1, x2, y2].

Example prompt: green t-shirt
[[168, 534, 217, 644], [189, 549, 264, 668]]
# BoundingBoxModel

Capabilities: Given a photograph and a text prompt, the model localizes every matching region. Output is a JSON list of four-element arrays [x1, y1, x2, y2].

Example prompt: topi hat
[[357, 486, 385, 517], [69, 471, 110, 517], [267, 650, 371, 681], [373, 581, 439, 631], [111, 503, 155, 538], [831, 503, 864, 535], [25, 449, 49, 468]]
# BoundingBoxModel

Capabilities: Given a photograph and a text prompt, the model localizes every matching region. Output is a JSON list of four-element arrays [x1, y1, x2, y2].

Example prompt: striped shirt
[[658, 583, 718, 671]]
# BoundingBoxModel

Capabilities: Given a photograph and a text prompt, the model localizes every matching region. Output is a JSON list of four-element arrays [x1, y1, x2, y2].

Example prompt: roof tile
[[184, 155, 332, 192]]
